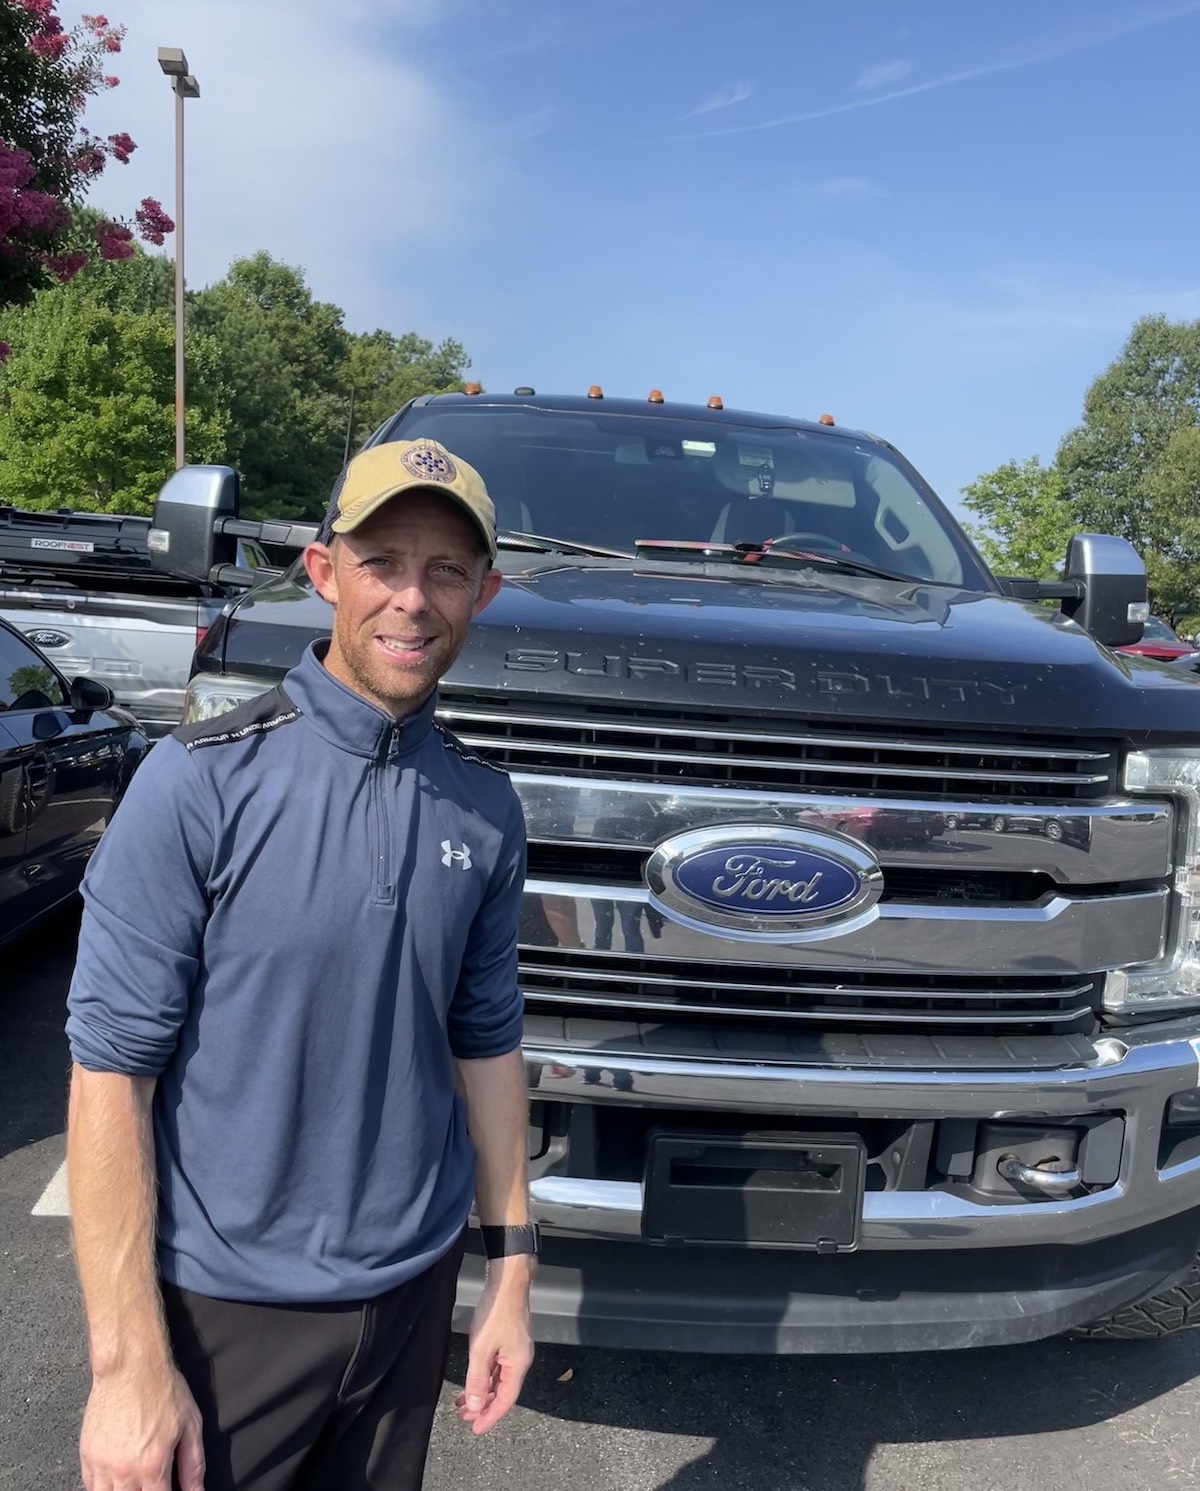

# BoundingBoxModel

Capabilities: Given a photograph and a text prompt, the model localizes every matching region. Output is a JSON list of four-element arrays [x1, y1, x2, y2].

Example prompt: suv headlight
[[182, 672, 271, 724], [1107, 750, 1200, 1012]]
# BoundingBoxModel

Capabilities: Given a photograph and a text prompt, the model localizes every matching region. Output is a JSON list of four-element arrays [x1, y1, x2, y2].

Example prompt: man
[[65, 439, 536, 1491]]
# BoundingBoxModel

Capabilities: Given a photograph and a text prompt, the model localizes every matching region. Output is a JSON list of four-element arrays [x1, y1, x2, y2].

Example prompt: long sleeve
[[66, 738, 214, 1077]]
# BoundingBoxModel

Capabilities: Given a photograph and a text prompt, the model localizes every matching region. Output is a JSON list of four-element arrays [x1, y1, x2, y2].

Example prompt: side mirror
[[1060, 534, 1148, 649], [70, 676, 115, 711], [149, 466, 241, 584]]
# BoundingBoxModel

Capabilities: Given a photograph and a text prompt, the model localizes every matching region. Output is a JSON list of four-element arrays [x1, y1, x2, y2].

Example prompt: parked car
[[1117, 615, 1194, 661], [0, 617, 148, 946]]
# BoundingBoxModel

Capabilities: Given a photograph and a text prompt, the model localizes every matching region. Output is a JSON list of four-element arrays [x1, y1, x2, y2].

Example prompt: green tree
[[191, 252, 351, 521], [961, 456, 1076, 579], [0, 255, 228, 512], [346, 330, 470, 451], [1056, 314, 1200, 616]]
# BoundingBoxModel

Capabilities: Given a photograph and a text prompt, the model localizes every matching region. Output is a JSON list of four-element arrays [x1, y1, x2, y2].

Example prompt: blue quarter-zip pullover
[[66, 642, 526, 1304]]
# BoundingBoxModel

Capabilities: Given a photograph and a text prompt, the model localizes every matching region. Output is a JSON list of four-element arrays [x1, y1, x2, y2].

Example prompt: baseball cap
[[324, 439, 497, 560]]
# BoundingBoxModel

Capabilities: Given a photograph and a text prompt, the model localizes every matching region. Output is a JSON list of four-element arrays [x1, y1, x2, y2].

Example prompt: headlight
[[182, 672, 271, 724], [1106, 750, 1200, 1012]]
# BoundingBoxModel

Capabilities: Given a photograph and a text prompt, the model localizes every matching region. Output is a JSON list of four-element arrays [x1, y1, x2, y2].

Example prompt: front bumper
[[454, 1018, 1200, 1352]]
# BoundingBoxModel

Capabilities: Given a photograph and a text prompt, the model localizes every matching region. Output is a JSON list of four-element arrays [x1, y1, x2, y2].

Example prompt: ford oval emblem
[[646, 826, 883, 940], [25, 628, 71, 649]]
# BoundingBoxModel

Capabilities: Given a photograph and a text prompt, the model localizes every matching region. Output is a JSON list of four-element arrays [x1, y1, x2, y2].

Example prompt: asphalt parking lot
[[6, 909, 1200, 1491]]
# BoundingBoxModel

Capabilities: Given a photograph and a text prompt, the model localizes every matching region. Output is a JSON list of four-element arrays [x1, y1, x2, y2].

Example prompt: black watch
[[479, 1222, 540, 1259]]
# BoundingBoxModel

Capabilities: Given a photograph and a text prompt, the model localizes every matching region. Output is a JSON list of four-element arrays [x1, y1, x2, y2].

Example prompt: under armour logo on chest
[[442, 841, 472, 870]]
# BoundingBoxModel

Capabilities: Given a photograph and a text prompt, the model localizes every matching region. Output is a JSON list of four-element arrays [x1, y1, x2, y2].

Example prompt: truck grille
[[438, 699, 1116, 802], [519, 950, 1100, 1035]]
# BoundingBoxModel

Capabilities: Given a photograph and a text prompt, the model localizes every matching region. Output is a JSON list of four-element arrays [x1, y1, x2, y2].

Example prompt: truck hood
[[215, 556, 1200, 737]]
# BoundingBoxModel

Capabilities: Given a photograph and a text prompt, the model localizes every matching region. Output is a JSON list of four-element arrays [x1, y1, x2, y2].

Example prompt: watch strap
[[479, 1222, 540, 1259]]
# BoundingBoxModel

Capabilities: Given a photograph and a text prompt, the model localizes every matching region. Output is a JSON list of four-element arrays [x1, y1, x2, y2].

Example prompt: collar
[[283, 641, 438, 759]]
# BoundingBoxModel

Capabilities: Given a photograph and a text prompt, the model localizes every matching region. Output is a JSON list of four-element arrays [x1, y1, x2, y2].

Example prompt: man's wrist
[[483, 1251, 536, 1291]]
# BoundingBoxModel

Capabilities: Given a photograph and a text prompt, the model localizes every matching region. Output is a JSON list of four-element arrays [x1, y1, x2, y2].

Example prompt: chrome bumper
[[523, 1026, 1200, 1251]]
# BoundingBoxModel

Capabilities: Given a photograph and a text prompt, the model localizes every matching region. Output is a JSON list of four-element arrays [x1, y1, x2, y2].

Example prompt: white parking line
[[31, 1159, 70, 1217]]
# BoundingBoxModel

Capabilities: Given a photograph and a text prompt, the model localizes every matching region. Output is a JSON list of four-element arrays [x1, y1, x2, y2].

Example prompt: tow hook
[[997, 1153, 1082, 1197]]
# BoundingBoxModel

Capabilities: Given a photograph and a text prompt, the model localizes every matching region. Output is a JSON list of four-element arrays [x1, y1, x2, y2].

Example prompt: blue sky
[[72, 0, 1200, 514]]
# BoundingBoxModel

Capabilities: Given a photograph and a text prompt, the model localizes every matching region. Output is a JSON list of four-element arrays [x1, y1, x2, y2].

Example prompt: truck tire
[[1070, 1258, 1200, 1339]]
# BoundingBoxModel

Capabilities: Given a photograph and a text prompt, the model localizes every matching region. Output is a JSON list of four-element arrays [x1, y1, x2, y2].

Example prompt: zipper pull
[[388, 724, 401, 762]]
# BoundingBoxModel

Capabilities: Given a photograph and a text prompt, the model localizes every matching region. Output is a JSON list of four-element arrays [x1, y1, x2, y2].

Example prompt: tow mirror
[[149, 466, 240, 584], [1060, 534, 1148, 649]]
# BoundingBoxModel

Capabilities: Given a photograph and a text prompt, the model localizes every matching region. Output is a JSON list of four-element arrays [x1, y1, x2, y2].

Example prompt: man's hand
[[456, 1258, 535, 1436], [80, 1362, 205, 1491]]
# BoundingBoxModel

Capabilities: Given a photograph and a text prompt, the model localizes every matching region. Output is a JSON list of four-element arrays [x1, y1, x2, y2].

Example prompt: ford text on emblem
[[26, 629, 71, 649], [646, 826, 883, 940]]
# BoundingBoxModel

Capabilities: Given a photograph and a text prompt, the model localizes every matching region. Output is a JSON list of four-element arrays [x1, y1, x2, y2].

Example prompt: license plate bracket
[[642, 1130, 866, 1252]]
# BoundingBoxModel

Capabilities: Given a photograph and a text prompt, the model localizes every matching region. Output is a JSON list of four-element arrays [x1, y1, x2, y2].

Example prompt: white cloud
[[684, 80, 754, 118], [61, 0, 506, 331], [855, 59, 911, 92], [679, 0, 1200, 139]]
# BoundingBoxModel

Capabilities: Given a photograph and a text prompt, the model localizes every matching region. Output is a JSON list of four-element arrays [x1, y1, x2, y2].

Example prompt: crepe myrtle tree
[[0, 0, 173, 359]]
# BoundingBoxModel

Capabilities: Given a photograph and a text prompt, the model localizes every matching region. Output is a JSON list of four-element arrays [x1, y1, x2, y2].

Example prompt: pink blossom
[[103, 75, 120, 88], [46, 249, 89, 283], [72, 143, 107, 179], [96, 220, 134, 260], [135, 198, 175, 245], [31, 31, 70, 59], [108, 131, 136, 164], [16, 0, 55, 19], [104, 34, 121, 52]]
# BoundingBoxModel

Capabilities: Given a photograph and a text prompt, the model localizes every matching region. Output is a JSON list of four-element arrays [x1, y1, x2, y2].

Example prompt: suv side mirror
[[149, 466, 241, 584], [1060, 534, 1148, 649], [70, 676, 115, 711]]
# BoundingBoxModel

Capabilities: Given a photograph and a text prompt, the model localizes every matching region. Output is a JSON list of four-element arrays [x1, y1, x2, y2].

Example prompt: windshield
[[386, 408, 990, 590], [1142, 617, 1182, 643]]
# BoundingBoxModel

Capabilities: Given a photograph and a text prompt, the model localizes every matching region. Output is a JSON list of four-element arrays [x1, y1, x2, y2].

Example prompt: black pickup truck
[[148, 391, 1200, 1353]]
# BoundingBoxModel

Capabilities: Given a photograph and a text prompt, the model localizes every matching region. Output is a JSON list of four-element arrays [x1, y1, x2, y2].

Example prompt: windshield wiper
[[497, 529, 633, 559], [633, 537, 918, 584]]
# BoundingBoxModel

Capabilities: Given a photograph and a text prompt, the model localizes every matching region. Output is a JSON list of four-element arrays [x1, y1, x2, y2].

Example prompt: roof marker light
[[463, 383, 482, 395], [819, 413, 836, 426], [514, 386, 536, 396], [707, 395, 724, 410], [587, 385, 604, 399], [648, 390, 665, 403]]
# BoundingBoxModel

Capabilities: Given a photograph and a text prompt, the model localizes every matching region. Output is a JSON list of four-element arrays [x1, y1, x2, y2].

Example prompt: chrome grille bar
[[520, 990, 1093, 1027], [439, 706, 1112, 763], [456, 733, 1105, 786], [437, 701, 1117, 798], [518, 959, 1096, 1002]]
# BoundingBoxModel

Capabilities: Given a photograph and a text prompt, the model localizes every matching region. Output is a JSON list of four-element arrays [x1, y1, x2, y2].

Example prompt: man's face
[[303, 490, 502, 717]]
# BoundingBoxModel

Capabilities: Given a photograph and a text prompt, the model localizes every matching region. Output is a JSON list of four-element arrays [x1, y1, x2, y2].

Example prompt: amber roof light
[[707, 395, 724, 410], [648, 389, 665, 404], [587, 385, 604, 399], [818, 413, 836, 426], [463, 383, 482, 396]]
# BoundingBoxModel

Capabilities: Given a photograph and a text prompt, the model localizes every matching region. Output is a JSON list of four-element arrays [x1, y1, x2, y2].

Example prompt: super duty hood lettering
[[504, 648, 1026, 706]]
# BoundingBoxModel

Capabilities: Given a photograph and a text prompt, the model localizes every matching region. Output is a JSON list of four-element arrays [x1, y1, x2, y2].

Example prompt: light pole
[[157, 48, 200, 470]]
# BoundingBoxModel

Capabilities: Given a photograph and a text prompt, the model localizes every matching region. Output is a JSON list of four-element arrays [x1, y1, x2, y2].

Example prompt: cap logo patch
[[401, 445, 459, 484]]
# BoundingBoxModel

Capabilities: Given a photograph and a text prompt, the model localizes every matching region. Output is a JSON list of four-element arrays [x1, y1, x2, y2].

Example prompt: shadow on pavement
[[447, 1329, 1200, 1490], [1, 903, 80, 1161]]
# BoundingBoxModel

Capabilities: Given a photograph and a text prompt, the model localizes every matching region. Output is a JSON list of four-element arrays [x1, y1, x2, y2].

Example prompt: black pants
[[163, 1233, 465, 1491]]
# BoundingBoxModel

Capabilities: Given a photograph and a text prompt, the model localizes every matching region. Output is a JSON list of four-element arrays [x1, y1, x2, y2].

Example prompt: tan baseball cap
[[328, 439, 497, 559]]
